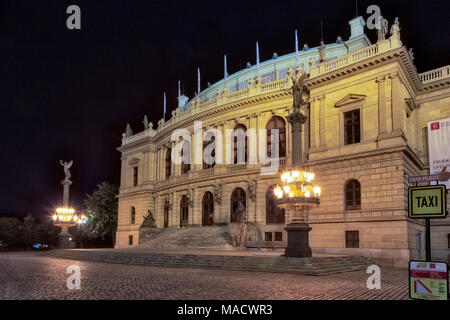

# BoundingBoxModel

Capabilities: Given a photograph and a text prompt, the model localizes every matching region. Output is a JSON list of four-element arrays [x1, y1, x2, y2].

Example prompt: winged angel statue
[[60, 160, 73, 182]]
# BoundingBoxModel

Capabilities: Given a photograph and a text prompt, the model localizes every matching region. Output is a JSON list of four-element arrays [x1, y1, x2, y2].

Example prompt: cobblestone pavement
[[0, 252, 410, 300]]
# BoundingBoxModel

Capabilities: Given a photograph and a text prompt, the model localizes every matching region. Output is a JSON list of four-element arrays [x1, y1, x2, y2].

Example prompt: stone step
[[42, 249, 375, 276]]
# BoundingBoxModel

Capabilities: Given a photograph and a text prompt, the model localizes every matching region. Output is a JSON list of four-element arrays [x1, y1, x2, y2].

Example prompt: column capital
[[375, 75, 386, 83]]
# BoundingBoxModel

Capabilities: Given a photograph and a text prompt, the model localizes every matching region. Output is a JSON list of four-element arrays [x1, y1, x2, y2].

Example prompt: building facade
[[116, 16, 450, 266]]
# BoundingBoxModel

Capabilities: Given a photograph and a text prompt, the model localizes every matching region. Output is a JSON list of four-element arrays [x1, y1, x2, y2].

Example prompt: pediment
[[335, 94, 367, 108], [128, 158, 140, 166]]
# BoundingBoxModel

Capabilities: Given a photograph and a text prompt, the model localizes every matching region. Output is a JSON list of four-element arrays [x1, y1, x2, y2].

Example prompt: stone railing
[[419, 66, 450, 84], [311, 43, 380, 77], [227, 163, 248, 172], [260, 78, 289, 92]]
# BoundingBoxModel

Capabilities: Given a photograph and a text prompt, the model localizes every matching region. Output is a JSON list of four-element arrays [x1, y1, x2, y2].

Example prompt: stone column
[[309, 98, 318, 148], [120, 157, 127, 187], [376, 76, 389, 138], [304, 105, 310, 162], [156, 148, 161, 181], [390, 72, 405, 137], [170, 141, 176, 176], [319, 95, 327, 148], [284, 110, 290, 156]]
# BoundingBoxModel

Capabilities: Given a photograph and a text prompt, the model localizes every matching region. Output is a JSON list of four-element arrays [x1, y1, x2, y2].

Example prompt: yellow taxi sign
[[408, 185, 447, 219]]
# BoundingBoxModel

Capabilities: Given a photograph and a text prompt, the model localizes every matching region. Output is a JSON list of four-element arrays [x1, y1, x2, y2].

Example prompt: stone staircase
[[42, 249, 375, 276], [138, 226, 234, 250]]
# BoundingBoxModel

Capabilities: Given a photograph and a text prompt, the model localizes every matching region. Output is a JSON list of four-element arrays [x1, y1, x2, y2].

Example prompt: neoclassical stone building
[[116, 16, 450, 266]]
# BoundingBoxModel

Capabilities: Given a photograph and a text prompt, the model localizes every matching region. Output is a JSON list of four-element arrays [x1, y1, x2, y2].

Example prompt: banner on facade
[[428, 118, 450, 189]]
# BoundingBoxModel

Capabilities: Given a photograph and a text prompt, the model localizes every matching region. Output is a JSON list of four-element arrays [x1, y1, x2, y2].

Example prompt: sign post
[[408, 184, 447, 260]]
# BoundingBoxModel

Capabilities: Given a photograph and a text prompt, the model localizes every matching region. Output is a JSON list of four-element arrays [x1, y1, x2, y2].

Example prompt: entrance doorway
[[164, 201, 170, 228], [202, 192, 214, 226], [180, 196, 189, 228]]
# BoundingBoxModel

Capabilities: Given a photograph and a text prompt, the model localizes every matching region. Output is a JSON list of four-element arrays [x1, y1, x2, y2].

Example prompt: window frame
[[345, 179, 361, 211], [343, 109, 361, 146], [132, 166, 138, 187], [266, 116, 286, 158], [130, 207, 136, 224], [338, 103, 364, 147], [345, 230, 359, 248]]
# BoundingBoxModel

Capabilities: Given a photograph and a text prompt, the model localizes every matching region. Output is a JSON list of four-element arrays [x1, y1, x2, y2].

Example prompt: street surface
[[0, 252, 410, 300]]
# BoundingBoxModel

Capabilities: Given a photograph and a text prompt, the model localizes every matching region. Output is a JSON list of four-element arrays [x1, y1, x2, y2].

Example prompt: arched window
[[203, 132, 216, 169], [233, 124, 247, 164], [266, 116, 286, 158], [181, 141, 191, 174], [230, 188, 246, 223], [180, 196, 189, 228], [202, 192, 214, 226], [130, 207, 136, 224], [345, 179, 361, 210], [266, 185, 285, 224], [165, 148, 172, 179]]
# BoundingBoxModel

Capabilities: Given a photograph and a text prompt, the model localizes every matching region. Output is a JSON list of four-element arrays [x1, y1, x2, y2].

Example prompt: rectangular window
[[265, 232, 273, 242], [133, 167, 138, 186], [128, 235, 133, 245], [275, 232, 283, 242], [345, 231, 359, 248], [344, 110, 361, 145]]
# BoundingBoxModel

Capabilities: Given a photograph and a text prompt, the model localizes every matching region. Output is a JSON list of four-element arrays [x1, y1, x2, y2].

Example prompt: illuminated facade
[[116, 16, 450, 266]]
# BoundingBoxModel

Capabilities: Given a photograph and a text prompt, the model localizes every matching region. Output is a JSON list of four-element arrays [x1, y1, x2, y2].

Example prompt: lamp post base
[[284, 223, 312, 258], [58, 234, 72, 249], [57, 225, 72, 249]]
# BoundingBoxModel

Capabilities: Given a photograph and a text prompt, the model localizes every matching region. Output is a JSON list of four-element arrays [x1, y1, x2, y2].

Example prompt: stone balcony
[[419, 65, 450, 84]]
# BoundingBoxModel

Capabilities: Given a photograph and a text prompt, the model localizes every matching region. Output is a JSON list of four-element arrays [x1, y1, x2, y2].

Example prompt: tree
[[84, 182, 119, 245], [0, 217, 23, 248]]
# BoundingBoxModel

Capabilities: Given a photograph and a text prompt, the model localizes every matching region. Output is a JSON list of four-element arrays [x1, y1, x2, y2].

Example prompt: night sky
[[1, 0, 449, 218]]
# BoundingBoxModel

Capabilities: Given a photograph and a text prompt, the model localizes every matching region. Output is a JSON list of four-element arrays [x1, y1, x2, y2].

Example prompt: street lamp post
[[52, 160, 85, 249], [274, 70, 321, 258]]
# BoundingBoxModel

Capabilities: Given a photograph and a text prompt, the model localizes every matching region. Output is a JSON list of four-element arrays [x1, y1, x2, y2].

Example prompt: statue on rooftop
[[143, 115, 149, 129], [390, 17, 401, 41], [377, 16, 389, 41], [125, 123, 133, 137]]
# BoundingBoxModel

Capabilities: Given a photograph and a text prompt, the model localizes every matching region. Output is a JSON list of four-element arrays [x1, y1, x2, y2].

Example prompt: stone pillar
[[310, 98, 318, 148], [143, 151, 149, 183], [170, 141, 176, 176], [319, 95, 327, 148], [120, 157, 127, 187], [194, 124, 203, 170], [304, 106, 310, 162], [156, 148, 161, 181], [61, 180, 71, 207], [376, 76, 389, 138], [390, 72, 405, 137]]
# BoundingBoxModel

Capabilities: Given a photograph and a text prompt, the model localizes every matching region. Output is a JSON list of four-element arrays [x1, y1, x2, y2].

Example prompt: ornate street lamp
[[274, 70, 321, 258], [52, 160, 85, 249]]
